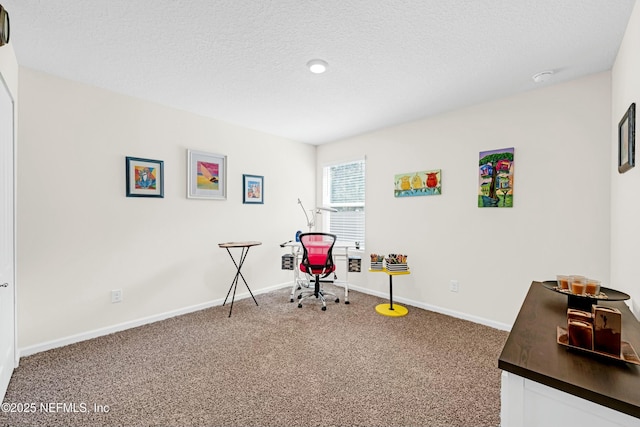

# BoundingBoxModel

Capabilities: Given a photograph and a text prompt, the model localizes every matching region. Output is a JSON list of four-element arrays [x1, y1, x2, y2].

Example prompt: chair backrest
[[299, 232, 337, 277]]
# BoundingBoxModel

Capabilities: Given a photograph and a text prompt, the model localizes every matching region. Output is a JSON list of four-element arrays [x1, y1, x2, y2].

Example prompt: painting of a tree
[[478, 147, 514, 208]]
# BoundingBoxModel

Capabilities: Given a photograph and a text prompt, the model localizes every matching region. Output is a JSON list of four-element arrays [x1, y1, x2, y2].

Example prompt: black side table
[[218, 241, 261, 317]]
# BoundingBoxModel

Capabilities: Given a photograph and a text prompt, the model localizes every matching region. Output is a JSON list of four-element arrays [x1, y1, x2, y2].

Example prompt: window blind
[[323, 160, 365, 246]]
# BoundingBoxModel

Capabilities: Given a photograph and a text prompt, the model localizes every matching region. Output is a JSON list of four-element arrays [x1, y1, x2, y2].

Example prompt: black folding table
[[218, 241, 261, 317]]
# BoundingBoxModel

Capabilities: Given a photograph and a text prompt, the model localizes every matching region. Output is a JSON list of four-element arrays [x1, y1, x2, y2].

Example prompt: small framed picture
[[618, 102, 635, 174], [125, 156, 164, 198], [242, 174, 264, 204], [187, 150, 227, 200]]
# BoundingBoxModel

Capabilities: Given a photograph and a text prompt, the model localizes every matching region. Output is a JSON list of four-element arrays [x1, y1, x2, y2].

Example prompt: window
[[322, 159, 365, 248]]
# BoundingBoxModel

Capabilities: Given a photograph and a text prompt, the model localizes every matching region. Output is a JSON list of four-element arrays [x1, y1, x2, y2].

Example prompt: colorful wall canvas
[[478, 147, 514, 207], [394, 169, 441, 197]]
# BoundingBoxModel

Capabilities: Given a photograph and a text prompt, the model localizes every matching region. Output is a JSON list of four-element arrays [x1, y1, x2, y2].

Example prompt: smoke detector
[[532, 71, 554, 83]]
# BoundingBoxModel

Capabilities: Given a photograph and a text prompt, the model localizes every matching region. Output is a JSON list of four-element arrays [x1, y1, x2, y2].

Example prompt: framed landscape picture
[[125, 156, 164, 198], [187, 150, 227, 200]]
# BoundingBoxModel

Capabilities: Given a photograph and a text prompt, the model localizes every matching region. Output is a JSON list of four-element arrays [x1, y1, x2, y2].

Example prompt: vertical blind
[[323, 160, 365, 246]]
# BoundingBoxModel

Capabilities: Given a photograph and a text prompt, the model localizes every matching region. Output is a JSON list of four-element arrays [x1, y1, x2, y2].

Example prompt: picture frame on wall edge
[[242, 174, 264, 204], [618, 102, 635, 174], [125, 156, 164, 198], [187, 149, 227, 200]]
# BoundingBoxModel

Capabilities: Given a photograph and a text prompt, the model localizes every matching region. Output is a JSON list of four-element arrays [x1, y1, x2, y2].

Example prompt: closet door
[[0, 74, 15, 401]]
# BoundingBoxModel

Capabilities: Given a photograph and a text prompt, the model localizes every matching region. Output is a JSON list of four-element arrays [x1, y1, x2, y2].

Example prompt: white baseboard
[[347, 284, 512, 332], [18, 282, 291, 359], [19, 281, 509, 358]]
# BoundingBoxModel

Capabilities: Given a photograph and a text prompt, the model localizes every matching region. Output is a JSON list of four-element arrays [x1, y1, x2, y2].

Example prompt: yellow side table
[[370, 268, 410, 317]]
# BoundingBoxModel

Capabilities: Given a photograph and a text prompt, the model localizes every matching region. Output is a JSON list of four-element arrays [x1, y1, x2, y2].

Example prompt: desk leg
[[289, 249, 309, 302], [344, 255, 350, 304], [222, 247, 259, 317], [289, 268, 298, 302], [344, 281, 349, 304]]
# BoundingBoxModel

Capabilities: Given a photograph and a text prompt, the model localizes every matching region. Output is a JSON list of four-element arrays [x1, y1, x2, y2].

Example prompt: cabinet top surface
[[499, 281, 640, 418]]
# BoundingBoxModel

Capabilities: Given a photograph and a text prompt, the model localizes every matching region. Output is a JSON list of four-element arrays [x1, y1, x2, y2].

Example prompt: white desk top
[[282, 241, 358, 249]]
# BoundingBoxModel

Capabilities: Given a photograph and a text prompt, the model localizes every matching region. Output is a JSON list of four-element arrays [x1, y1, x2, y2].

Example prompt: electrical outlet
[[450, 280, 459, 292], [111, 289, 123, 303]]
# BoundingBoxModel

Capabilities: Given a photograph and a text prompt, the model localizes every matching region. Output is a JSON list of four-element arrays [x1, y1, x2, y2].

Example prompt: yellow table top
[[368, 267, 410, 275]]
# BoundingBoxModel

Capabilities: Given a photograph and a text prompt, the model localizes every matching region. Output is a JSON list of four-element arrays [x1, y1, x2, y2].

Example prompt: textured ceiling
[[2, 0, 636, 144]]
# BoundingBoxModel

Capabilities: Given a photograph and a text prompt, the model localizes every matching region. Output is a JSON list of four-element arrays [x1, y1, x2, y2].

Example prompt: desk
[[218, 241, 261, 317], [499, 281, 640, 426], [282, 241, 358, 304], [369, 268, 410, 317]]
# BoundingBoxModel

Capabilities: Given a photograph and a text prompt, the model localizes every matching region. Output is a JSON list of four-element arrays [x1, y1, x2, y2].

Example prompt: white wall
[[611, 0, 640, 320], [318, 72, 612, 327], [17, 68, 315, 350], [15, 56, 621, 349]]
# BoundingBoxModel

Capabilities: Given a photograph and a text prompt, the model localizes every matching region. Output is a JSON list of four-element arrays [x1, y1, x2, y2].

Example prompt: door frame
[[0, 69, 17, 401]]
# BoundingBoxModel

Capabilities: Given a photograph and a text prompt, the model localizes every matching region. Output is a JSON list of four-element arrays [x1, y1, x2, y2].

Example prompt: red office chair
[[298, 232, 339, 311]]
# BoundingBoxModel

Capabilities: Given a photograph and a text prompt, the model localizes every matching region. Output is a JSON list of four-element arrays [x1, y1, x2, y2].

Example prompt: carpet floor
[[1, 285, 508, 427]]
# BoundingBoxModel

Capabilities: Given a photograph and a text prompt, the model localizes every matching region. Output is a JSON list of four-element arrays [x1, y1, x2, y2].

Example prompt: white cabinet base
[[501, 371, 638, 427]]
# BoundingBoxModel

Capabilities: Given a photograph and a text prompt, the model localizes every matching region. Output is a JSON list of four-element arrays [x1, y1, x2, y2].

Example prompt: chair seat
[[300, 263, 336, 275]]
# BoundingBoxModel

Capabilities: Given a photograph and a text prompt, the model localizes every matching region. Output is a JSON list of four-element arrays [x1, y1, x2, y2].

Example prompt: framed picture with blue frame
[[242, 174, 264, 204], [125, 156, 164, 198]]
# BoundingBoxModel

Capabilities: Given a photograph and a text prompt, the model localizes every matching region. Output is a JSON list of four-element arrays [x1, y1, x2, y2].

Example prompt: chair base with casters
[[297, 274, 339, 311], [297, 232, 339, 311]]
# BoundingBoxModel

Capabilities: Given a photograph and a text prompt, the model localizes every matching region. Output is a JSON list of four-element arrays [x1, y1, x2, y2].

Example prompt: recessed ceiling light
[[532, 70, 554, 83], [307, 59, 328, 74]]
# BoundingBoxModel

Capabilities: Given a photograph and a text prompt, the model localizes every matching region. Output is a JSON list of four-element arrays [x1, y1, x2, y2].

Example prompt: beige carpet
[[0, 285, 508, 427]]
